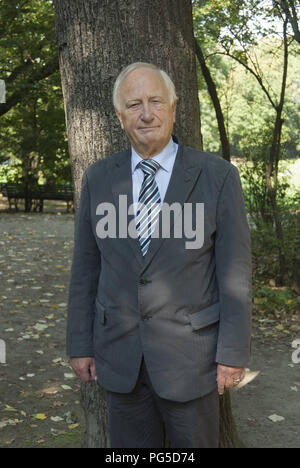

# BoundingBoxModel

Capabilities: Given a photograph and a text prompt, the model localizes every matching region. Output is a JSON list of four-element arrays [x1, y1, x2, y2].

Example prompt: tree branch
[[0, 54, 59, 117], [5, 58, 35, 83], [219, 49, 278, 110], [278, 0, 300, 44]]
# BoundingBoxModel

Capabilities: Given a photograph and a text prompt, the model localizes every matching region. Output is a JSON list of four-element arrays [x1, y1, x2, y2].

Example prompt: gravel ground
[[0, 209, 299, 448]]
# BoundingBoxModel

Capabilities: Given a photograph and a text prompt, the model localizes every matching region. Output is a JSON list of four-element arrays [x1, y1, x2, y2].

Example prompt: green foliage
[[249, 186, 300, 286], [194, 1, 300, 158], [194, 0, 300, 288], [253, 283, 300, 316], [238, 155, 300, 286], [0, 164, 19, 183], [0, 0, 70, 185], [0, 0, 57, 77]]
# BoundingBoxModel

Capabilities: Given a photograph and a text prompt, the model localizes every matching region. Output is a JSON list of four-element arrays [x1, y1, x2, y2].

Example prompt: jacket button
[[139, 278, 148, 285], [142, 315, 152, 321]]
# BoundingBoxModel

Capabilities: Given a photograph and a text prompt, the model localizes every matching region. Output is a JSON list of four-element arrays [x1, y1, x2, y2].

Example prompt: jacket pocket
[[95, 299, 106, 325], [188, 302, 220, 330]]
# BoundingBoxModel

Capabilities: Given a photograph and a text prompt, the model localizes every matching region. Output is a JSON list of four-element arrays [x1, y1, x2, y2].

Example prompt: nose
[[140, 102, 154, 122]]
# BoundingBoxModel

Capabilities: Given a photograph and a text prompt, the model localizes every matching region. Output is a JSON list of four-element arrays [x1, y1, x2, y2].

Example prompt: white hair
[[113, 62, 178, 112]]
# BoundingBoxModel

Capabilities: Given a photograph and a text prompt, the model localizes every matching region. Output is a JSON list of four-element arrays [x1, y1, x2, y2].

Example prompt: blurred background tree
[[0, 0, 70, 184], [193, 0, 300, 287]]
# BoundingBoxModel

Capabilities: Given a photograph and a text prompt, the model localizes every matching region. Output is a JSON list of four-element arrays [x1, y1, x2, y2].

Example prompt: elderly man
[[67, 62, 252, 448]]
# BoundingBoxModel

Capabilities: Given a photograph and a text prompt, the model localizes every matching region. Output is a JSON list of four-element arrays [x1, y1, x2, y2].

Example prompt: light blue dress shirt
[[131, 138, 178, 216]]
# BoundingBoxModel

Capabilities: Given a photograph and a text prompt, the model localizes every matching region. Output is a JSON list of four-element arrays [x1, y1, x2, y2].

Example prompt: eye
[[128, 103, 140, 109], [151, 99, 163, 105]]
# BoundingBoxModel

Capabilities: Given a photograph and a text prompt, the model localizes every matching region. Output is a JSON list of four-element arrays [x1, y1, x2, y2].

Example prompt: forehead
[[119, 68, 168, 100]]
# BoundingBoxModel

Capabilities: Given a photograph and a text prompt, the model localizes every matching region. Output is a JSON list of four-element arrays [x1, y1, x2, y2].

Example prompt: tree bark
[[54, 0, 202, 211], [54, 0, 240, 448]]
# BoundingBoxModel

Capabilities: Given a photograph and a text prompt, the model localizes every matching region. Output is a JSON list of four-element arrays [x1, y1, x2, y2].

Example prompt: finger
[[90, 360, 97, 381], [79, 368, 93, 382], [233, 372, 245, 384], [217, 375, 226, 395], [74, 363, 93, 382], [230, 374, 244, 388], [225, 376, 235, 390]]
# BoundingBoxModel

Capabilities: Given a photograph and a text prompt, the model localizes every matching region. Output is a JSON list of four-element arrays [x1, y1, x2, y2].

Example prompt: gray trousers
[[105, 358, 220, 448]]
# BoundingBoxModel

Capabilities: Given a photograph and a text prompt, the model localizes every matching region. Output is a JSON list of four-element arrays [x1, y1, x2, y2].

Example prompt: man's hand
[[70, 357, 97, 383], [217, 364, 246, 395]]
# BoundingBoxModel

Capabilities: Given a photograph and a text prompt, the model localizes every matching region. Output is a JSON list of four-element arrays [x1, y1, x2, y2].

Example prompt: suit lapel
[[141, 144, 203, 272], [110, 144, 203, 273]]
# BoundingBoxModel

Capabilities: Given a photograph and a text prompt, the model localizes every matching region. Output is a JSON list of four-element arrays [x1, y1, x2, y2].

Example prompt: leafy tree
[[193, 0, 296, 284], [0, 72, 70, 183], [0, 0, 70, 193], [0, 0, 59, 117], [275, 0, 300, 44]]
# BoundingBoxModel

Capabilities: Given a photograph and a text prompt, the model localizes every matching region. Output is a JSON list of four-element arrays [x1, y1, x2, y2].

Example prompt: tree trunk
[[54, 0, 202, 211], [194, 39, 231, 162], [54, 0, 241, 448], [265, 18, 289, 285]]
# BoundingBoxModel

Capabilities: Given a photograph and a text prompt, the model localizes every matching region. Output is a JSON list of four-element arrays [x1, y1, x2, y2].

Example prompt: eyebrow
[[127, 96, 164, 102]]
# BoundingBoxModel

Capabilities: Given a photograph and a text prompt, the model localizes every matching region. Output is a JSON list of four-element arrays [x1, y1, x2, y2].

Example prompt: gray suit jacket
[[67, 141, 252, 402]]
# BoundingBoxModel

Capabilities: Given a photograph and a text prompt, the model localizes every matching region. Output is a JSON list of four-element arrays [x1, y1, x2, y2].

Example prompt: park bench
[[1, 183, 74, 212]]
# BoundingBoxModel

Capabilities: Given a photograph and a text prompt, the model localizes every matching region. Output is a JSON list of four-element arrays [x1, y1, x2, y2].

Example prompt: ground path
[[0, 212, 299, 448]]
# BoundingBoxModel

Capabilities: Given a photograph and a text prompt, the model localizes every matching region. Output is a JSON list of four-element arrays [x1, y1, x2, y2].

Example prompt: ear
[[172, 100, 177, 123], [116, 110, 125, 130]]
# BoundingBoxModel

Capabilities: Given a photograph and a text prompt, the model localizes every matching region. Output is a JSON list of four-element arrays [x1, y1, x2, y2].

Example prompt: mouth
[[138, 126, 159, 131]]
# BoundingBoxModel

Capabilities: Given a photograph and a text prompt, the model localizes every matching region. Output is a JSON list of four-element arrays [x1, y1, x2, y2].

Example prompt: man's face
[[116, 67, 177, 158]]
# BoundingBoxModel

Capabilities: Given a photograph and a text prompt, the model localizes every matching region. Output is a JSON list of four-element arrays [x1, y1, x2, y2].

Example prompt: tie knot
[[138, 159, 160, 177]]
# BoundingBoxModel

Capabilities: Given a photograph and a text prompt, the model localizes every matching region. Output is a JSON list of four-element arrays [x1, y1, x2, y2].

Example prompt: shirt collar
[[131, 138, 177, 175]]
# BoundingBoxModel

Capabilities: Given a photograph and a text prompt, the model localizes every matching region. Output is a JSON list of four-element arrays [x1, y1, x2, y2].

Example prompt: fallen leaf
[[68, 424, 79, 430], [51, 428, 66, 436], [33, 413, 47, 420], [268, 414, 285, 423], [37, 438, 46, 444], [33, 323, 48, 331], [0, 419, 23, 428], [51, 401, 64, 408], [2, 405, 19, 413], [64, 373, 75, 380], [50, 416, 64, 423]]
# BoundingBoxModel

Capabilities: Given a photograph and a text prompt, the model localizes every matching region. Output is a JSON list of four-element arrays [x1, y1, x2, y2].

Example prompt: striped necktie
[[136, 159, 161, 256]]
